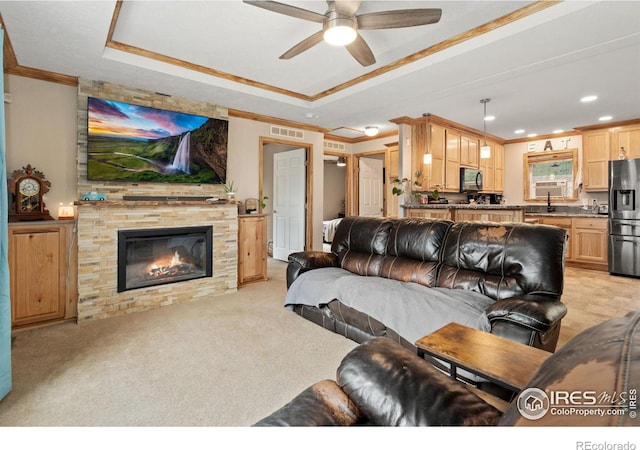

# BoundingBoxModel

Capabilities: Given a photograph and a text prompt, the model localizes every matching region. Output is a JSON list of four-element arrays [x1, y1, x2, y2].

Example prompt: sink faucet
[[592, 199, 599, 214], [547, 192, 555, 212]]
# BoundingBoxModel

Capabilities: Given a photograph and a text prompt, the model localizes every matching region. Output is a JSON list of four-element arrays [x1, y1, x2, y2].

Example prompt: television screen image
[[87, 97, 227, 184]]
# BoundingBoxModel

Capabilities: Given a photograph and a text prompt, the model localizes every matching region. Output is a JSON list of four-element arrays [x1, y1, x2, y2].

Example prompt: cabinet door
[[238, 216, 268, 286], [407, 208, 451, 220], [582, 130, 610, 191], [479, 142, 495, 192], [613, 125, 640, 160], [572, 218, 608, 265], [444, 129, 460, 191], [9, 227, 66, 327], [494, 143, 504, 193], [460, 135, 479, 168]]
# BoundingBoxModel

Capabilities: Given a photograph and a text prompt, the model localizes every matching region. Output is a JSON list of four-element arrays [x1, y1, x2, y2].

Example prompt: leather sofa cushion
[[500, 309, 640, 426], [332, 216, 393, 257], [337, 338, 502, 426], [386, 218, 452, 261], [437, 222, 567, 300]]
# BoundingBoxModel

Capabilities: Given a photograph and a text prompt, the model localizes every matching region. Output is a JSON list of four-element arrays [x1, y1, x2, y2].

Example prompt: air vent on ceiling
[[270, 125, 304, 140], [324, 141, 346, 151]]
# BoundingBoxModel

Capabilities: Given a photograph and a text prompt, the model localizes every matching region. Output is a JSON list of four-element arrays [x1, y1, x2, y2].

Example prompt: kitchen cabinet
[[454, 208, 523, 223], [493, 143, 504, 193], [612, 124, 640, 160], [238, 214, 268, 286], [582, 129, 611, 191], [8, 221, 77, 328], [460, 135, 479, 168], [412, 122, 445, 192], [527, 215, 607, 271], [407, 208, 452, 220], [444, 129, 461, 191], [572, 217, 608, 267], [479, 142, 495, 193]]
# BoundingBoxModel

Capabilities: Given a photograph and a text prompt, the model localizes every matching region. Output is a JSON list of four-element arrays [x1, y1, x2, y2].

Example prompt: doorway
[[354, 150, 388, 217], [260, 137, 313, 261]]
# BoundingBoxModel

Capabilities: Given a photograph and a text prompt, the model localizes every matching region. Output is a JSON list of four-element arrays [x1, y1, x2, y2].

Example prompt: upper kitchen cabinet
[[578, 120, 640, 191], [612, 124, 640, 160], [582, 129, 611, 191], [394, 114, 504, 195]]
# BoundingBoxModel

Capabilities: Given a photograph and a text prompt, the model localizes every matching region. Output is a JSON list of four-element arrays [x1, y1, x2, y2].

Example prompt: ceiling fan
[[243, 0, 442, 66]]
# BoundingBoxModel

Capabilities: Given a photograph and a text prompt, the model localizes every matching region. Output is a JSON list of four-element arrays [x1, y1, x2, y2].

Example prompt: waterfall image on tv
[[87, 97, 227, 184]]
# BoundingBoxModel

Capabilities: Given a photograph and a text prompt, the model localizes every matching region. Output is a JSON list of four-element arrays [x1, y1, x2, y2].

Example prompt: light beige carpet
[[0, 258, 357, 427]]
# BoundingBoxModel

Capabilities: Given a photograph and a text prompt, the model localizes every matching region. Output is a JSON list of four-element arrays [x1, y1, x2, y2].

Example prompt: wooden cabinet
[[479, 142, 495, 193], [444, 129, 461, 192], [612, 124, 640, 160], [493, 143, 504, 193], [460, 135, 479, 168], [238, 214, 268, 287], [413, 122, 445, 192], [8, 221, 77, 328], [582, 130, 611, 191], [454, 208, 523, 223], [408, 208, 452, 220], [527, 215, 607, 270], [572, 217, 608, 267], [581, 122, 640, 191]]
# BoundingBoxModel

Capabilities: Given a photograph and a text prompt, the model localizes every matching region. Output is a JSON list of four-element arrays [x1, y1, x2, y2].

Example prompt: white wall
[[4, 75, 78, 218], [504, 134, 608, 207]]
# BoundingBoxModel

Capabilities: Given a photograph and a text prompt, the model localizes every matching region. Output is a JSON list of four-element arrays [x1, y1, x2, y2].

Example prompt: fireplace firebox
[[117, 226, 212, 292]]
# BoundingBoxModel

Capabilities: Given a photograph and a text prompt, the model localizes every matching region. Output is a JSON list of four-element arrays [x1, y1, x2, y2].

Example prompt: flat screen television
[[87, 97, 227, 184]]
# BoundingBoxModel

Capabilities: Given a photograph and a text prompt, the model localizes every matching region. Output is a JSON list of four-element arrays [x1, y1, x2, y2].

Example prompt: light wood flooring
[[557, 266, 640, 348]]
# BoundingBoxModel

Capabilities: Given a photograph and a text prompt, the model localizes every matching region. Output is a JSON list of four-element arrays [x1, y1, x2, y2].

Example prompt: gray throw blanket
[[285, 267, 492, 344]]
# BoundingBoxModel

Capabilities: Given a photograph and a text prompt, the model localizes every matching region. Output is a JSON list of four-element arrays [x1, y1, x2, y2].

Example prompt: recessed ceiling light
[[484, 115, 495, 121], [580, 95, 598, 103], [527, 133, 538, 138], [599, 115, 613, 121], [514, 129, 525, 134], [552, 129, 564, 134]]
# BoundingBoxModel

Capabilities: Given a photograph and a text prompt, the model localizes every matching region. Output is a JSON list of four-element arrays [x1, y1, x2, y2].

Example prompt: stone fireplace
[[75, 200, 237, 322], [117, 225, 213, 293]]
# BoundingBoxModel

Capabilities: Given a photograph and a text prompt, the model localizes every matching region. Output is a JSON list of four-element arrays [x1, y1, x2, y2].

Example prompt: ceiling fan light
[[480, 145, 491, 159], [364, 126, 379, 137], [323, 15, 357, 46]]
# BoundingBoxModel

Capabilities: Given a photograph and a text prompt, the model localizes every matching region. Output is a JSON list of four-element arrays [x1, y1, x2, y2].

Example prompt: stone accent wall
[[76, 78, 229, 200], [76, 201, 237, 322]]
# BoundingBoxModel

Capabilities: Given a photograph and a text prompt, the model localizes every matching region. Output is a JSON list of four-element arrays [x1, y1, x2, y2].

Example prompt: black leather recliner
[[255, 310, 640, 427]]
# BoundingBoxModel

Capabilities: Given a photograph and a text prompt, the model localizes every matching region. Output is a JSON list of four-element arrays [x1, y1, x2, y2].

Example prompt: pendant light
[[423, 152, 432, 164], [336, 156, 346, 167], [480, 98, 491, 159]]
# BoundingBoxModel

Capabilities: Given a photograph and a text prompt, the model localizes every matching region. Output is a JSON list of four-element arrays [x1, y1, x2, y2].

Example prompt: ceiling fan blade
[[357, 9, 442, 29], [346, 34, 376, 67], [327, 0, 361, 16], [279, 30, 325, 60], [243, 0, 325, 23]]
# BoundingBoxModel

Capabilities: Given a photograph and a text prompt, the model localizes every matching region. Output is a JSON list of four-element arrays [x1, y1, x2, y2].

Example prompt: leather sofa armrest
[[485, 295, 567, 332], [252, 380, 363, 426], [337, 338, 502, 426], [286, 251, 339, 288]]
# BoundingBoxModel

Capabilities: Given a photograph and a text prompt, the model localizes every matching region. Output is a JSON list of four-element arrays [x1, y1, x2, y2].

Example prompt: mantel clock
[[7, 164, 54, 222]]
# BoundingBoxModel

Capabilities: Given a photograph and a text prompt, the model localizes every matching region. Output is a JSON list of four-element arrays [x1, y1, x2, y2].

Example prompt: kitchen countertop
[[526, 212, 607, 219], [403, 204, 523, 210]]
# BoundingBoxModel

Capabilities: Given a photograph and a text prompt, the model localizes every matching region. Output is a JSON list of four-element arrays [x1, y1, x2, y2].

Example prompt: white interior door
[[359, 157, 384, 217], [272, 148, 306, 261]]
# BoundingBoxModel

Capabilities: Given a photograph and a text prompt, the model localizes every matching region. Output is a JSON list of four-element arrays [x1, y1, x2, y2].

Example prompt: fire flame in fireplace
[[147, 250, 192, 279]]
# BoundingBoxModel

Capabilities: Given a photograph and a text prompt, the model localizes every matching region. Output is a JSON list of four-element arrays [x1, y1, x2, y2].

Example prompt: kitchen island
[[404, 204, 524, 222]]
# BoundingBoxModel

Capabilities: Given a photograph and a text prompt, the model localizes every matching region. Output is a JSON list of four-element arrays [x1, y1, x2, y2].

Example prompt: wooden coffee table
[[415, 322, 552, 394]]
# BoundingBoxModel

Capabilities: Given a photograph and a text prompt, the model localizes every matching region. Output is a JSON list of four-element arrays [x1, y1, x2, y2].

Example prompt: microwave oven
[[460, 168, 483, 192]]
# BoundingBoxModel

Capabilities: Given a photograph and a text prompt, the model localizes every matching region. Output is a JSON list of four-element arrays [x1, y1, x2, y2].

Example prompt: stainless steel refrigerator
[[608, 158, 640, 277]]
